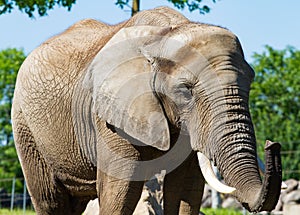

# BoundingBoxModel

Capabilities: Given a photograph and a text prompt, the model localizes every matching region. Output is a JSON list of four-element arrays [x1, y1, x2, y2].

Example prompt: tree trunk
[[131, 0, 140, 16]]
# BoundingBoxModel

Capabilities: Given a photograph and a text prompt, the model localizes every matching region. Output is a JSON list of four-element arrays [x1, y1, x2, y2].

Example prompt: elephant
[[12, 6, 282, 215]]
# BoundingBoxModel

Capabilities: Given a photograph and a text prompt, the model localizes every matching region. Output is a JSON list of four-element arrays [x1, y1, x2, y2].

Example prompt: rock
[[202, 184, 212, 199], [283, 204, 300, 215], [282, 189, 300, 204], [283, 179, 298, 193], [274, 179, 300, 211], [274, 195, 283, 211], [134, 172, 164, 215], [221, 197, 242, 210], [83, 199, 98, 215], [271, 211, 284, 215], [133, 190, 153, 215], [201, 184, 212, 208]]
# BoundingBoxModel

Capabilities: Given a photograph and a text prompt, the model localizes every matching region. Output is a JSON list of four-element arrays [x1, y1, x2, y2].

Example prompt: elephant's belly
[[49, 155, 98, 196], [38, 139, 98, 196], [55, 170, 98, 197]]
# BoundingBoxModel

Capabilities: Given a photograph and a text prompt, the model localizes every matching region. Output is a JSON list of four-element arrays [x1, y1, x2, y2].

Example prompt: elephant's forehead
[[167, 24, 244, 58]]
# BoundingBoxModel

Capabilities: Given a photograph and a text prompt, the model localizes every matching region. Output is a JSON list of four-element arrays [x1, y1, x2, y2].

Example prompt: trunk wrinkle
[[243, 141, 282, 212]]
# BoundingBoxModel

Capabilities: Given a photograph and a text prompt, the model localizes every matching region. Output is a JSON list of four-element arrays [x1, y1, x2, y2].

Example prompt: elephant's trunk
[[242, 140, 282, 212], [191, 89, 282, 212], [213, 107, 281, 212], [222, 140, 282, 212], [198, 140, 282, 212]]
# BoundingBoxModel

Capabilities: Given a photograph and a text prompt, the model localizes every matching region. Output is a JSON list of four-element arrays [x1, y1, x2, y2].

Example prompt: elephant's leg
[[13, 114, 86, 215], [163, 158, 189, 214], [179, 153, 205, 215], [97, 171, 144, 215], [164, 153, 204, 215], [95, 120, 145, 215], [67, 197, 91, 214]]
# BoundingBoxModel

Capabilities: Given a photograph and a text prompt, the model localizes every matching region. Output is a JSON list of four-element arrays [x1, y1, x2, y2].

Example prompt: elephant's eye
[[147, 58, 154, 64], [146, 57, 157, 65], [185, 83, 194, 95], [178, 83, 194, 99]]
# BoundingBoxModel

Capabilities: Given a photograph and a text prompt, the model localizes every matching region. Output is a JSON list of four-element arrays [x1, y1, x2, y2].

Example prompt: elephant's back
[[18, 19, 112, 88], [14, 19, 115, 119]]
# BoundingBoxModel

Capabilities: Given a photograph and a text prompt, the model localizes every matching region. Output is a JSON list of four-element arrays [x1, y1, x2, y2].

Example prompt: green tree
[[1, 0, 216, 17], [250, 46, 300, 180], [0, 0, 76, 17], [0, 48, 26, 192], [116, 0, 216, 16], [0, 48, 25, 146]]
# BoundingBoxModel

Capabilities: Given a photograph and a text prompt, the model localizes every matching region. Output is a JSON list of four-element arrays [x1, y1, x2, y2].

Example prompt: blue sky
[[0, 0, 300, 61]]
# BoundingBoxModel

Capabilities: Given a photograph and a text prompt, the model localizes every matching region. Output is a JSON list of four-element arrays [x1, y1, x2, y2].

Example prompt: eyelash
[[177, 83, 194, 98]]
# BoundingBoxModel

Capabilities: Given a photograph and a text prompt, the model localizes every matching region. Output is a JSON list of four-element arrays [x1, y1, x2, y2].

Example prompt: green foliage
[[0, 145, 23, 192], [0, 48, 25, 146], [0, 209, 35, 215], [201, 208, 243, 215], [0, 48, 26, 192], [115, 0, 216, 14], [1, 0, 216, 17], [115, 0, 130, 10], [167, 0, 216, 14], [0, 0, 76, 17], [250, 46, 300, 180]]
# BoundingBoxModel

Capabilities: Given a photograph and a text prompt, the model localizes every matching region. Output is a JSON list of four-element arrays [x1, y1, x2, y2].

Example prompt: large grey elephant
[[12, 7, 282, 215]]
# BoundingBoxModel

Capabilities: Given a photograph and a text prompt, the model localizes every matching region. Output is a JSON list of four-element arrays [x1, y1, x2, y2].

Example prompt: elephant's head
[[84, 24, 282, 212]]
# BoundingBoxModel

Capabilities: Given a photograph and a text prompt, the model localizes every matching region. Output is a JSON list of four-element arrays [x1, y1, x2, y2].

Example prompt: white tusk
[[257, 156, 287, 190], [197, 152, 236, 194]]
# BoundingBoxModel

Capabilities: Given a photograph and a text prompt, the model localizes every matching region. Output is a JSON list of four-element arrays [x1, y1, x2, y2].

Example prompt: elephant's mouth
[[197, 140, 284, 212]]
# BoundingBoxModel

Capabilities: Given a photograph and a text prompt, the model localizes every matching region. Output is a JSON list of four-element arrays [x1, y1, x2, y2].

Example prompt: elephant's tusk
[[197, 152, 236, 194], [257, 156, 287, 190]]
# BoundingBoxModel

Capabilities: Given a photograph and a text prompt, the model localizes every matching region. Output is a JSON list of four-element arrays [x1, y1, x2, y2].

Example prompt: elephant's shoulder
[[42, 19, 112, 52], [66, 19, 110, 31], [20, 20, 115, 79]]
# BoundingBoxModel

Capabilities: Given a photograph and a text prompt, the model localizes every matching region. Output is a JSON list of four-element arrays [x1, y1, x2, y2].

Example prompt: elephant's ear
[[83, 26, 171, 151]]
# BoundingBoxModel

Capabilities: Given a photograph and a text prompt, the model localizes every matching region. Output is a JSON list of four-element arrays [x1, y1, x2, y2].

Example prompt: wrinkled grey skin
[[12, 7, 281, 215]]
